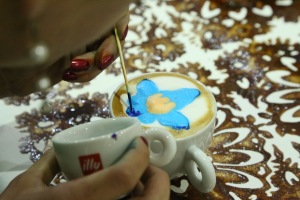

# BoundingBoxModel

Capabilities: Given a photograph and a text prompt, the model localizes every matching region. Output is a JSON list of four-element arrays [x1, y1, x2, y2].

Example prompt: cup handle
[[144, 128, 177, 167], [183, 145, 216, 193]]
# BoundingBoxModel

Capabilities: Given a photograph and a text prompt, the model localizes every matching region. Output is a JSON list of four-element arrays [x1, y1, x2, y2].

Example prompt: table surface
[[1, 0, 300, 199]]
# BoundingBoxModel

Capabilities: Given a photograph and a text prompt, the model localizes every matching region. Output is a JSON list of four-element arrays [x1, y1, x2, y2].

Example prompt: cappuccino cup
[[52, 117, 176, 180], [110, 72, 217, 193]]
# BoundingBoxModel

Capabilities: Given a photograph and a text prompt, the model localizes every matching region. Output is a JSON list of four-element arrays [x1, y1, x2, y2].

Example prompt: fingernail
[[98, 55, 115, 70], [121, 25, 128, 40], [62, 70, 78, 81], [70, 59, 90, 71], [140, 136, 148, 147]]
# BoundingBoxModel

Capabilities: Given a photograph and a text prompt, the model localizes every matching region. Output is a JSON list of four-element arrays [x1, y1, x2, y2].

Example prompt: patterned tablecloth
[[1, 0, 300, 199]]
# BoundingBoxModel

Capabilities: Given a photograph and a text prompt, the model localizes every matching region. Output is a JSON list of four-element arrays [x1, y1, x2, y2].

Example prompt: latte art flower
[[146, 93, 176, 114], [126, 79, 200, 130]]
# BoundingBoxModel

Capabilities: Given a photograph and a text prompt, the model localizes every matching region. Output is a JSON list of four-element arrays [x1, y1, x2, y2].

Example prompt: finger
[[85, 31, 112, 52], [70, 46, 89, 58], [94, 34, 121, 71], [115, 12, 130, 40], [62, 52, 99, 82], [130, 181, 144, 197], [132, 166, 170, 200], [61, 12, 129, 83], [26, 149, 60, 185], [52, 137, 150, 200], [62, 34, 123, 82]]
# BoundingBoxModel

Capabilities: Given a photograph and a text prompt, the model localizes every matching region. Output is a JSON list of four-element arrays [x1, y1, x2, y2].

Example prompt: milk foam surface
[[111, 73, 216, 138]]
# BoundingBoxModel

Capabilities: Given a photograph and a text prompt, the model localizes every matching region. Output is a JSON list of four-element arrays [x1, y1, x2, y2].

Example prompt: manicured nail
[[121, 25, 128, 40], [70, 59, 90, 71], [62, 70, 78, 81], [98, 55, 114, 70], [140, 136, 148, 147]]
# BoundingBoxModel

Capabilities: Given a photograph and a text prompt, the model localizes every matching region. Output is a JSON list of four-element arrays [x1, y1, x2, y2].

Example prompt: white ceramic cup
[[109, 72, 217, 193], [52, 117, 177, 180]]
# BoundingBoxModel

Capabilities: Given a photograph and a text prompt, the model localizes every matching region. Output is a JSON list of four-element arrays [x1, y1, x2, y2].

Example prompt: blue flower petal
[[136, 79, 159, 96], [131, 94, 147, 107], [138, 113, 156, 124], [161, 88, 200, 110], [127, 79, 159, 117], [156, 111, 190, 130]]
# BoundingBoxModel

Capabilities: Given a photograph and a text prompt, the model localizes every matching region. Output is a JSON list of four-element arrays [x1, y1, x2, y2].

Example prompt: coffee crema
[[110, 72, 216, 139]]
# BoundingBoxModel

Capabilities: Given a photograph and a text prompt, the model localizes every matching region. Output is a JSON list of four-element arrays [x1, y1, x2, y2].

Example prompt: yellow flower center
[[146, 93, 176, 114]]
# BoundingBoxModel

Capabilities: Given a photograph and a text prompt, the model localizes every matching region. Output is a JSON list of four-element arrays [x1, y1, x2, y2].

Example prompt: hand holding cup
[[52, 117, 176, 180]]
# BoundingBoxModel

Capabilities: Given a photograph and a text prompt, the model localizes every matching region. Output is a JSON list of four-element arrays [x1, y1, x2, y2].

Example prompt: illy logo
[[79, 153, 103, 175]]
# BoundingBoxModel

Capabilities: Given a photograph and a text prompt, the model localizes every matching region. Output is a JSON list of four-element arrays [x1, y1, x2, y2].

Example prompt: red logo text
[[79, 153, 103, 175]]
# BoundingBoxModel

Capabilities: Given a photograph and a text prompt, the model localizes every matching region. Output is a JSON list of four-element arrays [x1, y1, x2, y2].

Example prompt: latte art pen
[[114, 27, 133, 112]]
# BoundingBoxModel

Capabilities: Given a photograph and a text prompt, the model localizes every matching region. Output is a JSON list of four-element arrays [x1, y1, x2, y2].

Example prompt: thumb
[[26, 148, 60, 185]]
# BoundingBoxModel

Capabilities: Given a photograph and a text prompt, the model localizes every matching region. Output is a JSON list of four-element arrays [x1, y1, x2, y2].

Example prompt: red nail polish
[[98, 55, 115, 70], [70, 59, 90, 71], [62, 70, 78, 81], [140, 136, 148, 147], [121, 25, 128, 40]]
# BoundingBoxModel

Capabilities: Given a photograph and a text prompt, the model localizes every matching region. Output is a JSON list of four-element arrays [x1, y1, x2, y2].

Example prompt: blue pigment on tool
[[128, 92, 133, 113], [126, 107, 141, 117]]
